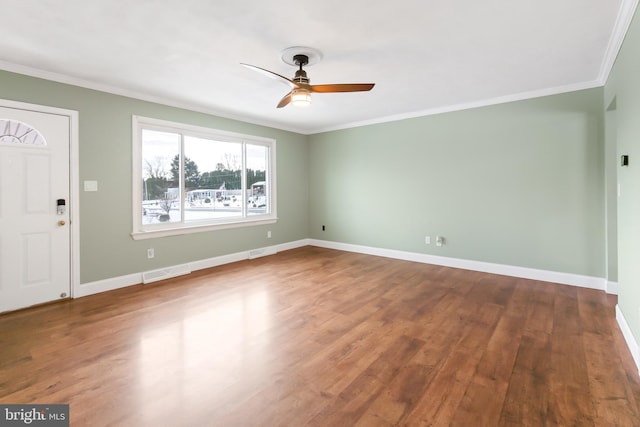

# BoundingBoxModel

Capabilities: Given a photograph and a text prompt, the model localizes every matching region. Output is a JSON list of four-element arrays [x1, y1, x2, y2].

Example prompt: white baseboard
[[143, 264, 192, 284], [77, 238, 608, 298], [188, 251, 249, 272], [76, 238, 607, 298], [75, 272, 142, 298], [616, 304, 640, 376], [248, 246, 278, 259], [308, 239, 607, 291], [75, 239, 309, 298]]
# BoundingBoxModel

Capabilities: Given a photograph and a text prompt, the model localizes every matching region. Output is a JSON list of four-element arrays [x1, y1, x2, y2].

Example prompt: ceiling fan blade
[[277, 91, 294, 108], [241, 63, 298, 87], [309, 83, 375, 93]]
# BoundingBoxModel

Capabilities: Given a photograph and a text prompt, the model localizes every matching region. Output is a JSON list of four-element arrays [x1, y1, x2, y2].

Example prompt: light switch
[[84, 180, 98, 192]]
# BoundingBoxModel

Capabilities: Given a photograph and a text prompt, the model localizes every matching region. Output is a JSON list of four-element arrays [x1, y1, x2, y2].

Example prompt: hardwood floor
[[1, 246, 639, 426]]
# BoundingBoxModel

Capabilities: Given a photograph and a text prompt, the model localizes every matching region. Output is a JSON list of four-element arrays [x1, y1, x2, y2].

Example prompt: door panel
[[25, 153, 51, 212], [0, 106, 70, 312], [24, 232, 52, 285]]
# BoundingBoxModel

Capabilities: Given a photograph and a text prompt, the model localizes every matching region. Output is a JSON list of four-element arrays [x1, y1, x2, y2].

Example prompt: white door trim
[[0, 98, 80, 299]]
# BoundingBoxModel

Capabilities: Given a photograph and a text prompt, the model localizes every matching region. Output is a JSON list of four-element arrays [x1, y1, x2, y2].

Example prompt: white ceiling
[[0, 0, 636, 134]]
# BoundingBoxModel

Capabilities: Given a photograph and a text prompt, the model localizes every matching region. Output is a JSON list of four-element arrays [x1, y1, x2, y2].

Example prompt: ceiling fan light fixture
[[291, 88, 312, 107]]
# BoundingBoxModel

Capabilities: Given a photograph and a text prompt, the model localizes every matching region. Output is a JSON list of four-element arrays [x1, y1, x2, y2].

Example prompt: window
[[0, 119, 47, 146], [132, 116, 276, 239]]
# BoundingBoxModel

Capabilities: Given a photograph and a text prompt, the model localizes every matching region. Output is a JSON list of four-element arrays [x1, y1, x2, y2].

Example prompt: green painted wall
[[605, 8, 640, 342], [309, 89, 605, 277], [0, 63, 613, 290], [0, 70, 309, 284]]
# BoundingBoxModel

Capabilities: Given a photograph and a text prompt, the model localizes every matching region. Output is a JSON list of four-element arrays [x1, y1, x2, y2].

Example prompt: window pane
[[141, 130, 181, 225], [246, 144, 268, 216], [183, 135, 243, 222]]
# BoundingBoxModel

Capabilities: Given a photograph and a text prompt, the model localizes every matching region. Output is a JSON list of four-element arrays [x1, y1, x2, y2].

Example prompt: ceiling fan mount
[[241, 46, 375, 108], [281, 46, 322, 67], [292, 54, 309, 67]]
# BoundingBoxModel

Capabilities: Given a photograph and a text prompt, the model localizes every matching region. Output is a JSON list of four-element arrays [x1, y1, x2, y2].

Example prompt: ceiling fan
[[241, 50, 375, 108]]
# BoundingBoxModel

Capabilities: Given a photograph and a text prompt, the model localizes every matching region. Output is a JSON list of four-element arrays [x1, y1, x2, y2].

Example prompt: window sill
[[131, 217, 278, 240]]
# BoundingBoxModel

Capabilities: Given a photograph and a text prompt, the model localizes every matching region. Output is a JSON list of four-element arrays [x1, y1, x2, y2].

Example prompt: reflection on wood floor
[[1, 246, 639, 426]]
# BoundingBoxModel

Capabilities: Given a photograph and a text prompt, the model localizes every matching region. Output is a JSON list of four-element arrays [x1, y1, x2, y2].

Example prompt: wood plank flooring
[[1, 246, 639, 426]]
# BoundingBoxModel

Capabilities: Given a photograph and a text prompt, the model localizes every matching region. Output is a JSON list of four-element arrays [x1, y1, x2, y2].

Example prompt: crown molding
[[0, 60, 307, 135], [598, 0, 640, 84], [310, 79, 603, 134]]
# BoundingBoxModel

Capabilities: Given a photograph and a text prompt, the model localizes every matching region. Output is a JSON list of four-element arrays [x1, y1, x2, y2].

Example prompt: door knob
[[58, 220, 66, 226]]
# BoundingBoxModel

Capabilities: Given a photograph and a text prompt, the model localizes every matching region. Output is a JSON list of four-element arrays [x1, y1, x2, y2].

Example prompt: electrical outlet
[[436, 236, 444, 247], [267, 230, 272, 238], [425, 236, 431, 245], [147, 248, 154, 259]]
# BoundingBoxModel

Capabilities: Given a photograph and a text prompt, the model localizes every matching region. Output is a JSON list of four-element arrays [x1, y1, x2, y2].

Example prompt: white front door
[[0, 104, 71, 312]]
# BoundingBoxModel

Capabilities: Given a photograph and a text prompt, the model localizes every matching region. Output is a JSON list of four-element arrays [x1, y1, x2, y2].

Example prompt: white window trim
[[131, 115, 277, 240]]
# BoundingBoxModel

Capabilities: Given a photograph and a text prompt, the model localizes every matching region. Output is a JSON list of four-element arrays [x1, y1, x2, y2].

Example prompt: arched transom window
[[0, 119, 47, 146]]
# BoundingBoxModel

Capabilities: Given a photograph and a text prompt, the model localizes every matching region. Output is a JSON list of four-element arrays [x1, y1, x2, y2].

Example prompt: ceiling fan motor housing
[[294, 69, 309, 84]]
